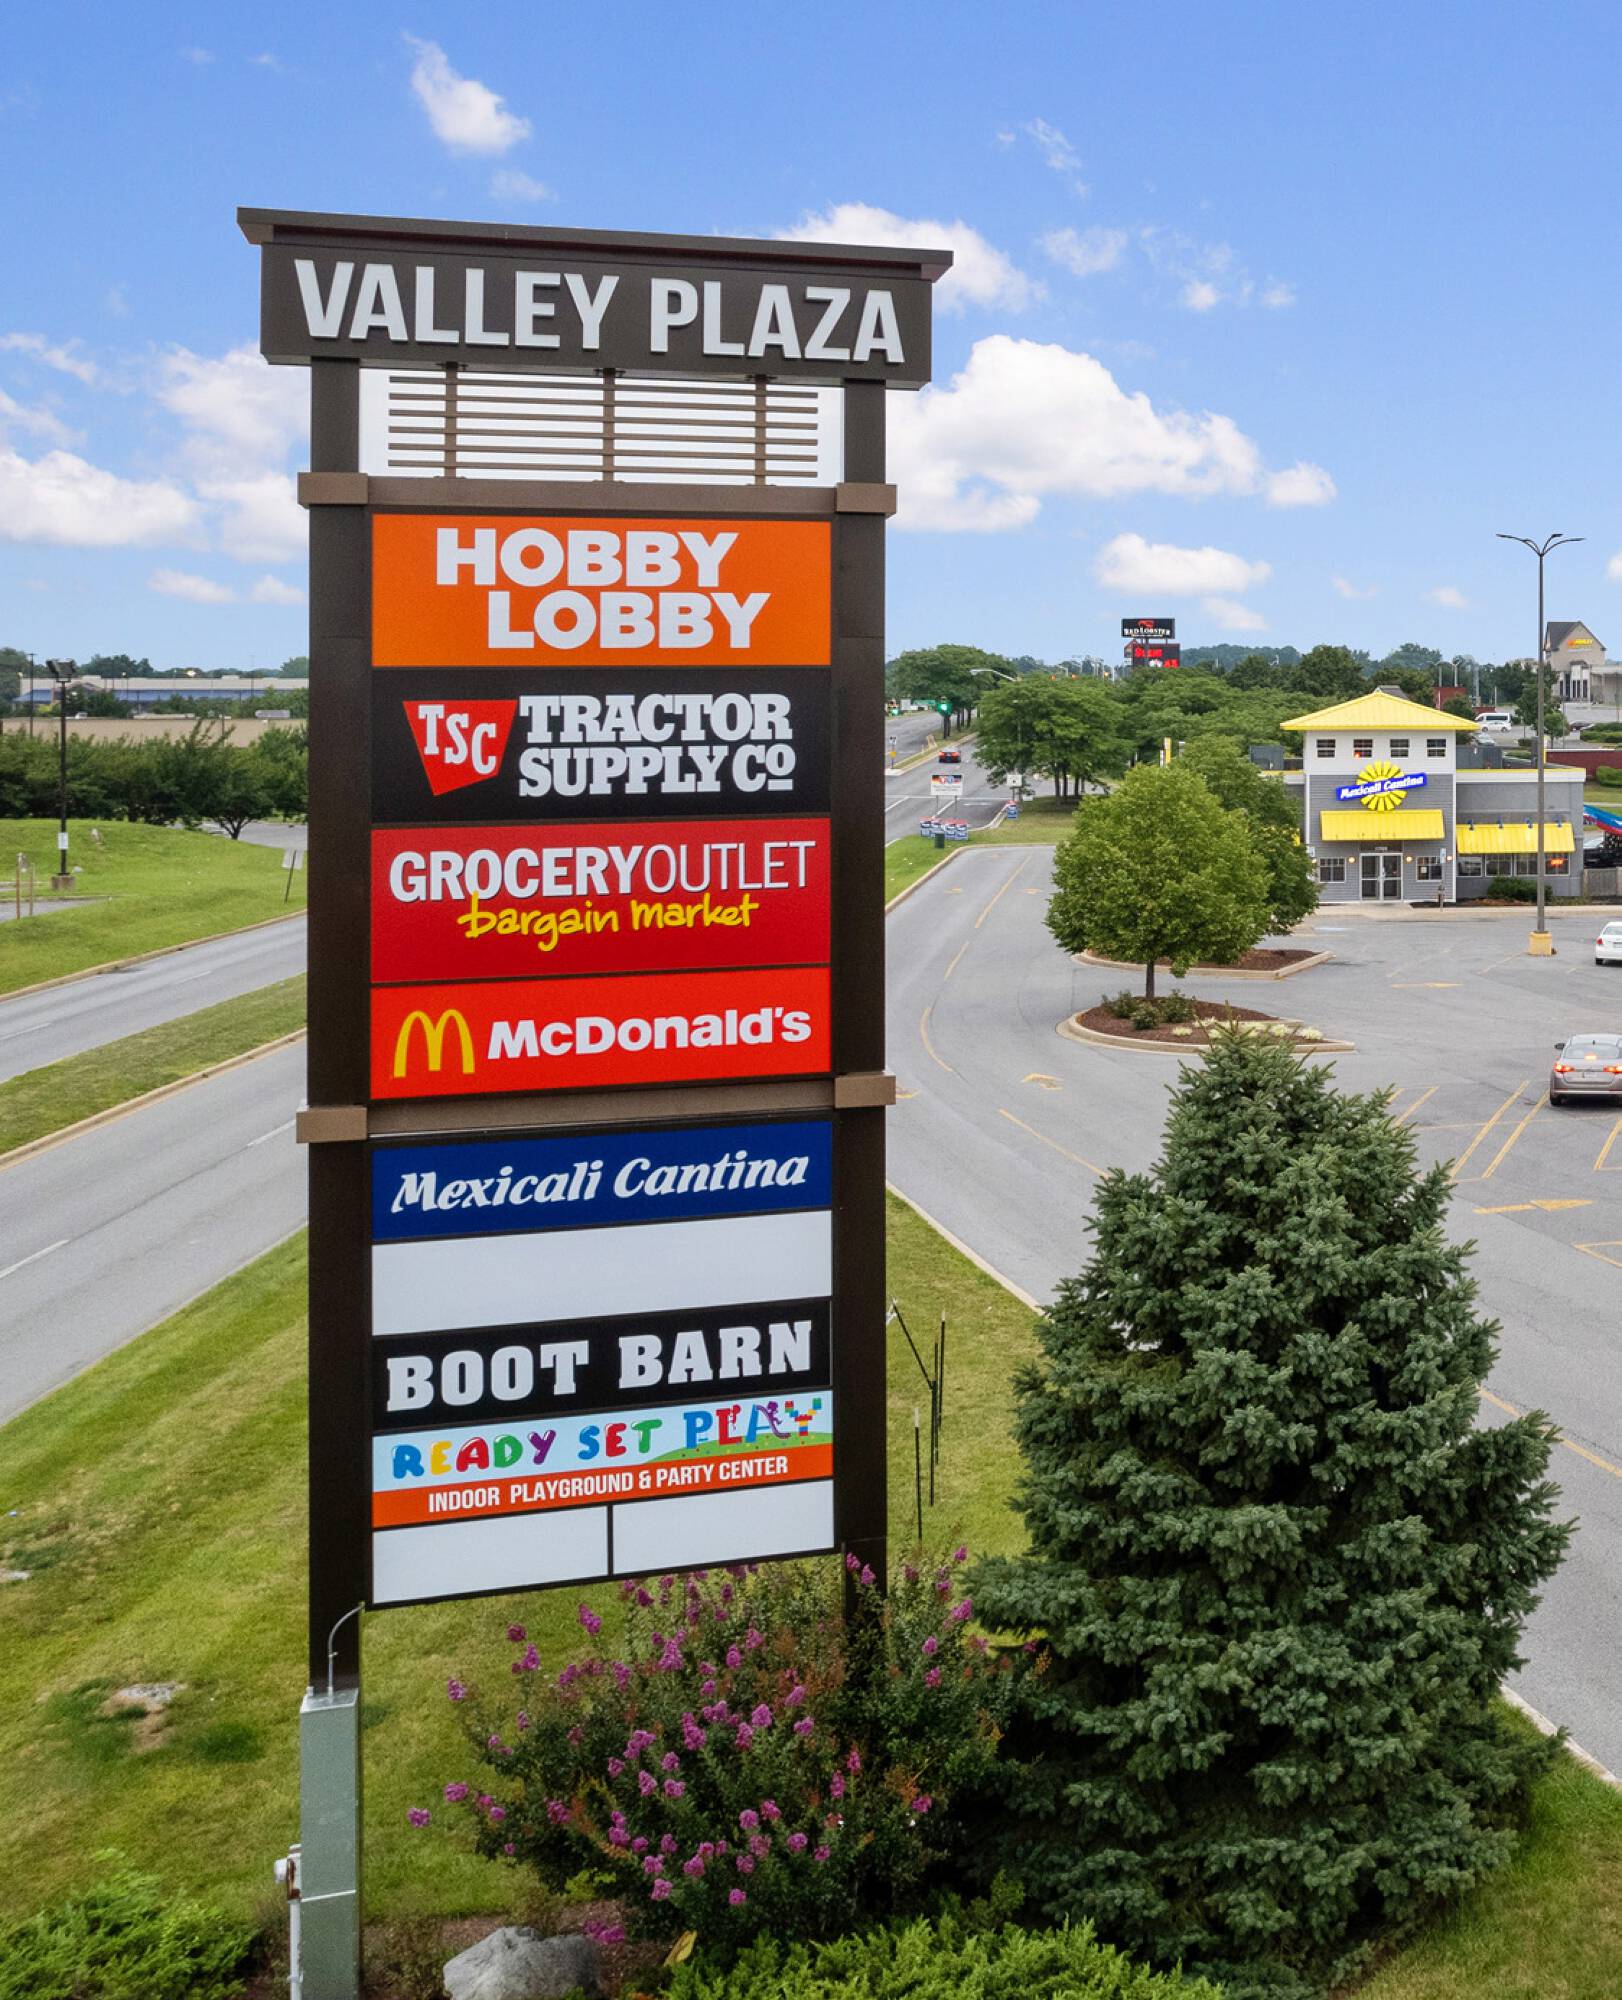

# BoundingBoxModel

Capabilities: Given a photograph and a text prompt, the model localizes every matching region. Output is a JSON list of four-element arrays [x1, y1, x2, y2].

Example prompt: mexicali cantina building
[[1282, 688, 1584, 904]]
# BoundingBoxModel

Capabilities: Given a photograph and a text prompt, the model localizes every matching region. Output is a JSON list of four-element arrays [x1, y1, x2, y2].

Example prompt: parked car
[[1476, 710, 1516, 733], [1549, 1032, 1622, 1105], [1596, 922, 1622, 966]]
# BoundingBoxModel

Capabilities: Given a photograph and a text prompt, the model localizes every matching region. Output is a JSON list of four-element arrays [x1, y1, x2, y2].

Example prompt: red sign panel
[[371, 820, 831, 983], [371, 965, 830, 1100]]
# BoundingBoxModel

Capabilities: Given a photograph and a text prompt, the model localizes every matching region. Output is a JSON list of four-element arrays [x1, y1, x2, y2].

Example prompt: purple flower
[[684, 1855, 705, 1877], [725, 1645, 743, 1670], [636, 1587, 653, 1607], [745, 1625, 764, 1651], [953, 1544, 968, 1563], [661, 1833, 678, 1855], [517, 1645, 540, 1672], [925, 1667, 942, 1689], [502, 1841, 516, 1855], [914, 1794, 934, 1816], [631, 1836, 649, 1855], [736, 1854, 755, 1874], [729, 1888, 748, 1906], [859, 1565, 876, 1587], [750, 1704, 773, 1729], [664, 1780, 685, 1798], [844, 1552, 860, 1573], [786, 1684, 806, 1708], [487, 1733, 504, 1751], [488, 1805, 506, 1824], [446, 1678, 468, 1702], [739, 1809, 760, 1830], [651, 1878, 672, 1901], [813, 1845, 830, 1863], [546, 1799, 568, 1825], [642, 1854, 663, 1876], [734, 1724, 754, 1749], [682, 1717, 706, 1751], [661, 1751, 680, 1772], [935, 1574, 951, 1595], [612, 1663, 631, 1691], [793, 1718, 814, 1737], [748, 1834, 771, 1859], [607, 1827, 629, 1848], [578, 1603, 602, 1636], [922, 1635, 939, 1658], [638, 1770, 657, 1797], [567, 1726, 583, 1747], [787, 1831, 808, 1853], [443, 1782, 469, 1803], [657, 1640, 682, 1670], [760, 1798, 781, 1821], [628, 1729, 657, 1754], [720, 1583, 735, 1605], [407, 1807, 430, 1828], [607, 1757, 625, 1778], [506, 1622, 527, 1642], [903, 1562, 919, 1582], [830, 1774, 845, 1800], [950, 1598, 973, 1624], [517, 1711, 530, 1731], [847, 1750, 862, 1774]]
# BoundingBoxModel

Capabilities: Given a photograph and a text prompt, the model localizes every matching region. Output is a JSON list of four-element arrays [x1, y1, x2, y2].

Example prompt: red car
[[937, 748, 962, 765]]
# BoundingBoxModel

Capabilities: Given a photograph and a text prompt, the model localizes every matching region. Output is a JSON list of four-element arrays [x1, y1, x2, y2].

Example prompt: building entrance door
[[1361, 852, 1401, 901]]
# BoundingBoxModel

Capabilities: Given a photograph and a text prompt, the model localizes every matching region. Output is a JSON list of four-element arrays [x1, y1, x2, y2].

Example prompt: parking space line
[[974, 856, 1029, 931], [943, 940, 970, 982], [996, 1106, 1105, 1177], [918, 1006, 956, 1076], [1478, 1099, 1544, 1181], [1574, 1241, 1622, 1271], [1451, 1081, 1531, 1180], [1393, 1084, 1438, 1127], [1479, 1383, 1622, 1484], [1596, 1116, 1622, 1173]]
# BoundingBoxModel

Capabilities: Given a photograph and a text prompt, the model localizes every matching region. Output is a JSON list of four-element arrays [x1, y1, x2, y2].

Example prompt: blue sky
[[2, 1, 1619, 672]]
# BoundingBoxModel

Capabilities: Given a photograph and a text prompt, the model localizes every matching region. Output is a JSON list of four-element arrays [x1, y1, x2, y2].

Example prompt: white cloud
[[151, 567, 236, 604], [1094, 532, 1271, 598], [1025, 117, 1088, 195], [1429, 585, 1468, 609], [994, 128, 1017, 146], [405, 35, 530, 154], [1182, 279, 1221, 312], [199, 472, 305, 563], [249, 574, 304, 605], [1142, 228, 1291, 313], [1332, 575, 1378, 600], [491, 168, 551, 203], [1041, 225, 1127, 277], [1267, 460, 1337, 508], [1605, 551, 1622, 581], [0, 389, 77, 445], [777, 202, 1038, 314], [889, 334, 1324, 530], [0, 331, 98, 384], [155, 344, 307, 472], [0, 447, 199, 547], [1261, 281, 1296, 309], [1202, 596, 1268, 632]]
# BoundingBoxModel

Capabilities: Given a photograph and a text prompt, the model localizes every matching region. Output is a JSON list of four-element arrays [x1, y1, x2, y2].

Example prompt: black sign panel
[[371, 669, 833, 824], [1122, 617, 1176, 641], [373, 1298, 832, 1430], [1130, 642, 1181, 667]]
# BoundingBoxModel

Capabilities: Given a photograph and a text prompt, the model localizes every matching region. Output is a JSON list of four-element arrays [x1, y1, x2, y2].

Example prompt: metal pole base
[[49, 874, 73, 892], [1528, 930, 1555, 957], [298, 1686, 362, 2000]]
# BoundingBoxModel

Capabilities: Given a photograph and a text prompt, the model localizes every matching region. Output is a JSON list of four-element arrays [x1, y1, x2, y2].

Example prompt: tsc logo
[[405, 701, 516, 796], [393, 1008, 476, 1079]]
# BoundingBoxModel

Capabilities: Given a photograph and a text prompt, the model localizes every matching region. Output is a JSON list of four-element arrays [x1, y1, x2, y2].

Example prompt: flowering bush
[[412, 1549, 1010, 1943]]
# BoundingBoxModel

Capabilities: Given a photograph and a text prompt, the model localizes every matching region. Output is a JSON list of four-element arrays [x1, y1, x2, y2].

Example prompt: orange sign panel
[[372, 515, 831, 668]]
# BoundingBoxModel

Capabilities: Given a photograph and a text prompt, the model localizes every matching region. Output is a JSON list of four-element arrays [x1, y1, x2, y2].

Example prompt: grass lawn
[[0, 975, 306, 1156], [1, 1191, 1617, 1995], [883, 841, 958, 905], [0, 819, 300, 994]]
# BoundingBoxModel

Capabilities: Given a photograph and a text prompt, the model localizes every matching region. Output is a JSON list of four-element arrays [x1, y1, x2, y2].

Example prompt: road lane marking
[[246, 1119, 296, 1149], [1392, 1084, 1439, 1126], [1478, 1098, 1543, 1180], [1450, 1081, 1530, 1180], [1390, 981, 1461, 989], [974, 856, 1028, 930], [1596, 1116, 1622, 1173], [996, 1106, 1104, 1176], [1021, 1073, 1061, 1090], [0, 1237, 69, 1282], [1574, 1241, 1622, 1270], [918, 1006, 956, 1076], [943, 940, 970, 982], [1478, 1383, 1622, 1484], [1474, 1199, 1592, 1213]]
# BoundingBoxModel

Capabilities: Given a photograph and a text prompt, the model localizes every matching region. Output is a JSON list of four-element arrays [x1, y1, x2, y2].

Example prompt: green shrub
[[666, 1911, 1223, 1999], [1485, 876, 1538, 901], [1592, 763, 1622, 787], [0, 1865, 255, 2000], [1102, 990, 1139, 1019], [1158, 990, 1196, 1024], [1129, 1003, 1159, 1031]]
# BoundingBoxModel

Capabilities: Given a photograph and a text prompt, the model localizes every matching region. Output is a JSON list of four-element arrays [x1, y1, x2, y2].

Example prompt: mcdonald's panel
[[370, 965, 831, 1099]]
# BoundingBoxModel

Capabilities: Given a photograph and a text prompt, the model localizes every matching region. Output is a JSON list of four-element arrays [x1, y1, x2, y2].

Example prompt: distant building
[[1544, 621, 1617, 705], [18, 674, 308, 708]]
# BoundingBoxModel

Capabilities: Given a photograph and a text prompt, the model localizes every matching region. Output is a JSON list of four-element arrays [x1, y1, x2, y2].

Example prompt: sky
[[2, 0, 1620, 673]]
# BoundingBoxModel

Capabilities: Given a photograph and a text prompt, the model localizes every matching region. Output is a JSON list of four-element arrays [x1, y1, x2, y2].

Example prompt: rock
[[109, 1682, 184, 1711], [443, 1927, 602, 2000], [0, 1570, 30, 1585]]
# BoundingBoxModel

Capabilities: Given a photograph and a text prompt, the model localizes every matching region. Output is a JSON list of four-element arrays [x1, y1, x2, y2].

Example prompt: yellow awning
[[1319, 808, 1445, 842], [1456, 821, 1575, 855]]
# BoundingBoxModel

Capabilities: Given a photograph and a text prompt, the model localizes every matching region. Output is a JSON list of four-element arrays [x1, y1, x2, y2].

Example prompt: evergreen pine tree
[[971, 1030, 1569, 1999]]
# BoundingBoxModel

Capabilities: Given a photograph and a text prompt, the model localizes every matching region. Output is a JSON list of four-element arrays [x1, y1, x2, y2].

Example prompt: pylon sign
[[242, 207, 947, 1639]]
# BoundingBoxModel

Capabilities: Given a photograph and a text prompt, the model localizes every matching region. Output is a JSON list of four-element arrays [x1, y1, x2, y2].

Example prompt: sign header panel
[[371, 670, 832, 824], [370, 819, 831, 983], [372, 516, 831, 669], [1122, 616, 1176, 641]]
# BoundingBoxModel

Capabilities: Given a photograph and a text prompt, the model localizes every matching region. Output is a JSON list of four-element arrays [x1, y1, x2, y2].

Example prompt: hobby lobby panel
[[241, 208, 949, 1670]]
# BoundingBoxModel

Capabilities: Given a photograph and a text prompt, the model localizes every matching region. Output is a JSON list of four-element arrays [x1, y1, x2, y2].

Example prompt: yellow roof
[[1320, 808, 1445, 842], [1457, 821, 1575, 855], [1282, 691, 1480, 733]]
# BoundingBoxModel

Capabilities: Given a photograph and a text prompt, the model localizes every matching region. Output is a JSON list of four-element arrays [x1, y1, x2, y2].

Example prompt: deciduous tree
[[1178, 737, 1317, 931]]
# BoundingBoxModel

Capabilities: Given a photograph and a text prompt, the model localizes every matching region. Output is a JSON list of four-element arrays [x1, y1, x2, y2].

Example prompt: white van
[[1476, 710, 1516, 732]]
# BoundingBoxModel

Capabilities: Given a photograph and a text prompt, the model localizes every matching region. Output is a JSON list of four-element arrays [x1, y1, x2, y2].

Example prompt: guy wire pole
[[1496, 533, 1584, 954]]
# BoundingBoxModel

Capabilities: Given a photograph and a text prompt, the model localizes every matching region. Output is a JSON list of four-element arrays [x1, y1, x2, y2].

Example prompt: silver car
[[1596, 922, 1622, 966], [1550, 1033, 1622, 1106]]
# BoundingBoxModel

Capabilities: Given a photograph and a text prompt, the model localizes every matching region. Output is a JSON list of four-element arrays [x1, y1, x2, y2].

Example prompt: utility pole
[[44, 659, 78, 888]]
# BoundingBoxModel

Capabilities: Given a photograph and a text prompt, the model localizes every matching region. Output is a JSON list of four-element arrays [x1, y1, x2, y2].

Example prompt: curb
[[1501, 1686, 1620, 1791], [1301, 902, 1622, 929], [1075, 948, 1333, 982], [884, 847, 964, 912], [884, 1182, 1042, 1309], [0, 909, 305, 1005], [1056, 1014, 1355, 1057], [0, 1028, 307, 1171]]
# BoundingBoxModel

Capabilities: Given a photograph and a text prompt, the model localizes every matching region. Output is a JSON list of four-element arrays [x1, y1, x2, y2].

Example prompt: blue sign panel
[[1334, 770, 1428, 804], [371, 1120, 832, 1242]]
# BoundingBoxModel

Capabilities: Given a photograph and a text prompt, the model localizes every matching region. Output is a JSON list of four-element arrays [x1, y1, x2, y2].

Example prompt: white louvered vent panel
[[359, 370, 842, 484]]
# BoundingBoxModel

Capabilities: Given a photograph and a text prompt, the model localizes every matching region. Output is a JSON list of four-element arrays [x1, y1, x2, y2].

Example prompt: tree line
[[0, 722, 306, 838]]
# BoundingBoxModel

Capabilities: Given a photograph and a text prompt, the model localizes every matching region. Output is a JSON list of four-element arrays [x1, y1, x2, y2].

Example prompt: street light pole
[[44, 659, 78, 889], [1496, 533, 1583, 953]]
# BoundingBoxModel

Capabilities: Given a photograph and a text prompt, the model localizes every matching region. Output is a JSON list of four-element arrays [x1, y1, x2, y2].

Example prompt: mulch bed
[[1077, 1000, 1312, 1047], [1220, 946, 1319, 972]]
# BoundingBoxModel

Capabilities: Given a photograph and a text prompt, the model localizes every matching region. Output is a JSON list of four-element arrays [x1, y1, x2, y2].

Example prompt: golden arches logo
[[1360, 760, 1405, 813], [392, 1008, 476, 1079]]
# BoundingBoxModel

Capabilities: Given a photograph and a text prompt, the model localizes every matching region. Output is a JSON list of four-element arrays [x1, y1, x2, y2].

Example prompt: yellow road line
[[1596, 1116, 1622, 1173], [974, 855, 1028, 930], [1450, 1081, 1530, 1180], [943, 940, 970, 981], [1474, 1199, 1592, 1214], [996, 1106, 1104, 1176], [918, 1006, 956, 1076], [1478, 1097, 1543, 1181], [1478, 1385, 1622, 1483], [1574, 1240, 1622, 1271], [1393, 1083, 1439, 1127]]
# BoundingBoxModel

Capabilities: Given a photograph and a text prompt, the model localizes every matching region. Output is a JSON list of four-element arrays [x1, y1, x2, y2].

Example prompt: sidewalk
[[1302, 900, 1622, 926]]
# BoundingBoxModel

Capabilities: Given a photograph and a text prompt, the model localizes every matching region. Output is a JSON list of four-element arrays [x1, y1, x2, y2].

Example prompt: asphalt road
[[0, 1039, 306, 1422], [0, 914, 307, 1084], [888, 847, 1622, 1773], [884, 734, 1008, 844]]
